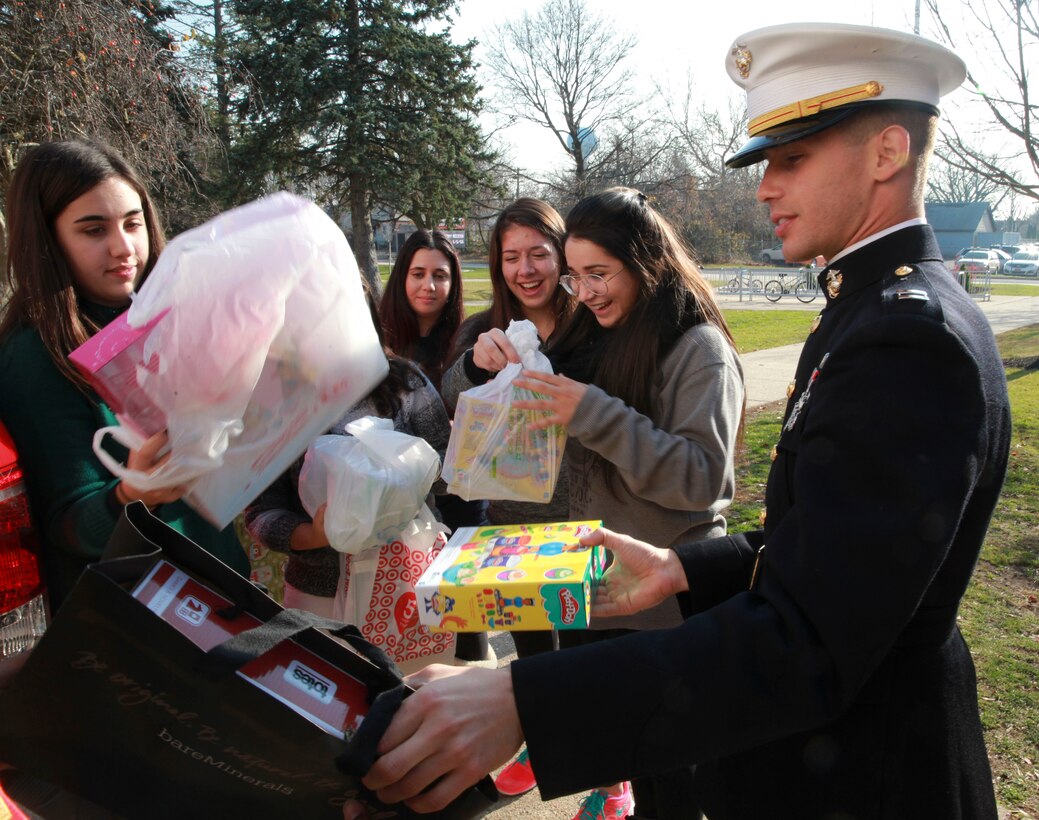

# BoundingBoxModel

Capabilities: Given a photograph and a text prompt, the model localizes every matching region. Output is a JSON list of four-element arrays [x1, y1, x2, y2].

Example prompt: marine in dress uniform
[[356, 23, 1010, 820]]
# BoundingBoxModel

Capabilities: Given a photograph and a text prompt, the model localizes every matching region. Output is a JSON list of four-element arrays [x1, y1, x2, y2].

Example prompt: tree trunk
[[213, 0, 230, 148], [350, 172, 380, 296]]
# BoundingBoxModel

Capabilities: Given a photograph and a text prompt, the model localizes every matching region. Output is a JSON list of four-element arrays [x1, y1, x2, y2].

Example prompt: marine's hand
[[360, 665, 522, 813], [119, 430, 187, 508], [471, 329, 520, 373], [512, 370, 587, 429], [585, 527, 689, 617]]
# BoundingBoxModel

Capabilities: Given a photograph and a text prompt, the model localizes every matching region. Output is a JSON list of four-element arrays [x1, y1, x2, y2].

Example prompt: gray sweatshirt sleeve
[[566, 324, 745, 511], [440, 314, 490, 415]]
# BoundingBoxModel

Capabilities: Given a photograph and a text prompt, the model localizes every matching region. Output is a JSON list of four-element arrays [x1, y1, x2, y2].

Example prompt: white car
[[953, 248, 1000, 274], [1004, 250, 1039, 277]]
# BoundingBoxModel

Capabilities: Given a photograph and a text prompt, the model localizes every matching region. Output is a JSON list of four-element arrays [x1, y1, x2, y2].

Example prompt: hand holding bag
[[77, 192, 389, 528], [298, 417, 441, 555], [0, 503, 496, 820], [442, 319, 566, 503]]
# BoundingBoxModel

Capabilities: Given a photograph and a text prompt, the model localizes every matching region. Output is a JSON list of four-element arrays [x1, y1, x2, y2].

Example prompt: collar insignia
[[825, 269, 843, 299]]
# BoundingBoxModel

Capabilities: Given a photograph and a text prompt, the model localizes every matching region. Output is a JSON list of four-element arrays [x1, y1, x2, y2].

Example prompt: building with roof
[[924, 202, 997, 259]]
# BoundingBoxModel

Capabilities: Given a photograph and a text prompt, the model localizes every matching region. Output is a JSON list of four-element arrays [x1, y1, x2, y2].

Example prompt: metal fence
[[711, 266, 991, 302], [710, 267, 821, 303], [955, 268, 992, 302]]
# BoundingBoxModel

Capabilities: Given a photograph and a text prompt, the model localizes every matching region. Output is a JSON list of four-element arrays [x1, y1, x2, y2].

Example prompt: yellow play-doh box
[[415, 521, 605, 631]]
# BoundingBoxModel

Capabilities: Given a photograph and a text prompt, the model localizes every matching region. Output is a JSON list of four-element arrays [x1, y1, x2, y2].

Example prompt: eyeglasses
[[559, 268, 624, 296]]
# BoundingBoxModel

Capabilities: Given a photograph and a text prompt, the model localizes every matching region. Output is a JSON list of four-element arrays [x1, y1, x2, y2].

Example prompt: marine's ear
[[870, 124, 913, 184]]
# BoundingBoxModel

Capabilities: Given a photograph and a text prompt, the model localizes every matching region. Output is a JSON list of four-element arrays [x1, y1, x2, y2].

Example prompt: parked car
[[759, 244, 788, 265], [953, 248, 1000, 274], [989, 248, 1011, 273], [1004, 250, 1039, 277], [0, 421, 47, 682]]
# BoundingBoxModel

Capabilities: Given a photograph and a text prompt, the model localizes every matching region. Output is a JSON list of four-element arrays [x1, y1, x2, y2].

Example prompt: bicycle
[[724, 272, 765, 294], [764, 266, 819, 303]]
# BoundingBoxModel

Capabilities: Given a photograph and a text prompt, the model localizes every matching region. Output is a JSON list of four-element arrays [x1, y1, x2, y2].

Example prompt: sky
[[447, 0, 1015, 185]]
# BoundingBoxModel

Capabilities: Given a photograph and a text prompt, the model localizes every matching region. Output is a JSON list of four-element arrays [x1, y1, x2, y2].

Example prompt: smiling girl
[[379, 229, 464, 391], [441, 198, 573, 400], [0, 140, 249, 611], [517, 187, 745, 820], [438, 198, 576, 796]]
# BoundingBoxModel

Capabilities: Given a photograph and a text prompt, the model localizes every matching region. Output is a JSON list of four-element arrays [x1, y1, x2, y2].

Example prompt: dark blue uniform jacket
[[514, 225, 1009, 820]]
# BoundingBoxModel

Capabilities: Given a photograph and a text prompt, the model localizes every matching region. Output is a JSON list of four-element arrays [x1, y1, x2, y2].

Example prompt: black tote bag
[[0, 502, 497, 819]]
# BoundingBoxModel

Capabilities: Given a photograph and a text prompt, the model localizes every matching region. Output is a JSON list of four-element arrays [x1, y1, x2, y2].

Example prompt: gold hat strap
[[749, 81, 884, 136]]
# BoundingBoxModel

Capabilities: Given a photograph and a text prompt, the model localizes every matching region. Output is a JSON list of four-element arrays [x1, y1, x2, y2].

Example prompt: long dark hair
[[550, 187, 742, 483], [1, 140, 165, 392], [360, 277, 424, 418], [379, 229, 464, 389], [485, 198, 572, 331]]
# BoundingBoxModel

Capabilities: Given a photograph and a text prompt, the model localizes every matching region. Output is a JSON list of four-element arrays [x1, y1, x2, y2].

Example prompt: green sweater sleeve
[[0, 328, 126, 595]]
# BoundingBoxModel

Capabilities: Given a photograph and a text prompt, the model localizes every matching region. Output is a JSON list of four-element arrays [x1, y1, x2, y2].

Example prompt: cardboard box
[[133, 559, 368, 740], [415, 521, 605, 631], [69, 309, 171, 440]]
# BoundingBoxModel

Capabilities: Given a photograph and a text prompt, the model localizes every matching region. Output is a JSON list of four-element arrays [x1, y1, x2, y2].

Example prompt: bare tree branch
[[925, 0, 1039, 203], [482, 0, 642, 195]]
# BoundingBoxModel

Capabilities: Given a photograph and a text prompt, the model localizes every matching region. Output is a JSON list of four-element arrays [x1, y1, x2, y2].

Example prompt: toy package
[[132, 559, 368, 740], [415, 521, 605, 632]]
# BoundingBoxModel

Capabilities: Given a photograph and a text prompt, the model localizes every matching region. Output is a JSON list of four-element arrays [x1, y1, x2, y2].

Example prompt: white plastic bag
[[88, 192, 388, 527], [442, 319, 566, 502], [298, 417, 441, 555]]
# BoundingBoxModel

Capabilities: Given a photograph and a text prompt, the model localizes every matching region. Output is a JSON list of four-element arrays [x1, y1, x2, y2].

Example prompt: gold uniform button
[[895, 265, 913, 277], [759, 508, 768, 526], [810, 313, 822, 333], [770, 445, 778, 462], [786, 381, 797, 399]]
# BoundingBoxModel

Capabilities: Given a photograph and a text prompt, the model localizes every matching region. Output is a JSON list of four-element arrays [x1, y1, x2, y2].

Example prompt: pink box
[[68, 309, 170, 440]]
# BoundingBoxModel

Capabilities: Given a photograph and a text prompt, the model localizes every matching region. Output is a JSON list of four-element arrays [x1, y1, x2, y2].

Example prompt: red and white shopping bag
[[333, 511, 455, 672]]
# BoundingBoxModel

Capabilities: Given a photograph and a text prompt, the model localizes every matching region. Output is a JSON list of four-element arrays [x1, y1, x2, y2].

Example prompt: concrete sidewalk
[[731, 293, 1038, 409]]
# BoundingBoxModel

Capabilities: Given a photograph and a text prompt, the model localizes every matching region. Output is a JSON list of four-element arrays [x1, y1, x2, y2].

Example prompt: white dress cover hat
[[724, 22, 966, 168]]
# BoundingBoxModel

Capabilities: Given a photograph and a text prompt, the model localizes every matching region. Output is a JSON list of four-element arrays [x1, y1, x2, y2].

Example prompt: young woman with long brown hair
[[517, 187, 745, 820], [0, 140, 249, 611], [378, 229, 465, 391]]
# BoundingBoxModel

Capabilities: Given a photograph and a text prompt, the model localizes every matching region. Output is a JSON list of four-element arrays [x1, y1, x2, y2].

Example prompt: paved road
[[729, 292, 1038, 409]]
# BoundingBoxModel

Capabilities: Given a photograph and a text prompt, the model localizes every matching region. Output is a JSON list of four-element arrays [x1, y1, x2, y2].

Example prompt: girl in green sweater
[[0, 140, 249, 612]]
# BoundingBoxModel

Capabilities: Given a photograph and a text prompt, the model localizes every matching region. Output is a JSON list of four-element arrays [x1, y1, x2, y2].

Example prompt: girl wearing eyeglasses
[[515, 187, 745, 820]]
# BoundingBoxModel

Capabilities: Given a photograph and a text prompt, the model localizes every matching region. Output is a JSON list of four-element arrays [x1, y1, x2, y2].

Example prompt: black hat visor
[[725, 106, 860, 168]]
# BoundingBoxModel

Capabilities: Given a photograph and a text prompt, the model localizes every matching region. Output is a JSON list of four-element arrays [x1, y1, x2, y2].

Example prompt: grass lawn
[[992, 282, 1039, 297], [727, 324, 1039, 816], [721, 311, 817, 353]]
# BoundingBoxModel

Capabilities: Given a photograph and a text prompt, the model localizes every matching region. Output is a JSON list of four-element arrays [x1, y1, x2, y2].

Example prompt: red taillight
[[0, 466, 43, 614]]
